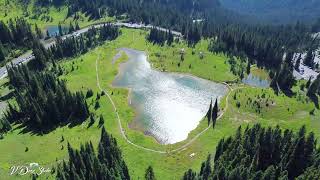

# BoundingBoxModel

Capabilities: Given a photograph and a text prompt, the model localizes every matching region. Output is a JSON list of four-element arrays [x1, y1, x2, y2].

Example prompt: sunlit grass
[[0, 28, 318, 179], [0, 0, 115, 31]]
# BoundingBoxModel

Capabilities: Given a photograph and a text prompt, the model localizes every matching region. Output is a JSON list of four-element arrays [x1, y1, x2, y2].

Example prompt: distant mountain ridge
[[220, 0, 320, 24]]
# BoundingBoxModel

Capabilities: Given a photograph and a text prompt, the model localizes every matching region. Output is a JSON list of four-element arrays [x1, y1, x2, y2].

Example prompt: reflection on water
[[242, 74, 270, 88], [45, 25, 69, 37], [113, 48, 228, 144]]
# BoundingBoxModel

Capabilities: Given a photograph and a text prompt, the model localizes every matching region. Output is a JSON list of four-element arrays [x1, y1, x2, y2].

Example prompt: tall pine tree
[[212, 99, 218, 129]]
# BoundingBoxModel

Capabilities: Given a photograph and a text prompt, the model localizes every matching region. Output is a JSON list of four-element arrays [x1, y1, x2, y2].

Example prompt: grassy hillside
[[0, 28, 319, 179], [0, 0, 114, 30], [0, 28, 235, 179]]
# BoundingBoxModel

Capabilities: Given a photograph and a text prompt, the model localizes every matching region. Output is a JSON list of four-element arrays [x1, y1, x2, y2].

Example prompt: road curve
[[0, 22, 182, 79]]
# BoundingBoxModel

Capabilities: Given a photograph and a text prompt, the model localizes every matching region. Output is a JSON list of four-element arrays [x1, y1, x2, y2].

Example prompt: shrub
[[86, 89, 94, 98]]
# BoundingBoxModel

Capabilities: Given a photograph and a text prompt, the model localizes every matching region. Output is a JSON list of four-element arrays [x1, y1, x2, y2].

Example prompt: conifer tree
[[88, 114, 95, 127], [167, 30, 174, 46], [212, 99, 218, 129], [75, 22, 80, 30], [274, 53, 295, 91], [35, 24, 43, 39], [183, 169, 197, 180], [304, 49, 315, 69], [46, 30, 50, 39], [306, 77, 312, 89], [98, 115, 104, 128], [0, 43, 5, 61], [95, 101, 100, 109], [206, 99, 212, 125], [246, 61, 251, 74], [5, 64, 90, 133], [214, 139, 224, 161], [57, 127, 130, 180], [199, 155, 212, 179], [0, 117, 11, 133], [295, 54, 301, 71], [145, 166, 156, 180], [183, 124, 320, 180], [58, 23, 63, 36], [69, 22, 75, 33], [307, 74, 320, 97]]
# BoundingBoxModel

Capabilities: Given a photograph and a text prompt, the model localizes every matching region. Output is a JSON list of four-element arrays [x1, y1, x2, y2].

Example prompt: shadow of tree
[[15, 116, 89, 136], [308, 94, 319, 109], [281, 89, 295, 98], [0, 91, 14, 101]]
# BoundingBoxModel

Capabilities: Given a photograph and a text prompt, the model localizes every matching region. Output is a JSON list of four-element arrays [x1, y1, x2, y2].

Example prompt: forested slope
[[220, 0, 320, 24], [21, 0, 244, 29], [183, 125, 320, 180]]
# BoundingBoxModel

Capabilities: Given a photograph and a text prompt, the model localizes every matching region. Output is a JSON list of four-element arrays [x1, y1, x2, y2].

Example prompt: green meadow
[[0, 0, 114, 31], [0, 28, 319, 179]]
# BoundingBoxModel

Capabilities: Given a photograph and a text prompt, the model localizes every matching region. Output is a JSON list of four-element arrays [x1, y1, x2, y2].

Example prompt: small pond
[[113, 48, 228, 144], [45, 25, 69, 37], [242, 73, 271, 88]]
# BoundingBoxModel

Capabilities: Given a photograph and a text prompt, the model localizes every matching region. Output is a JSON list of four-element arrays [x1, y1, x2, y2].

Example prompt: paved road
[[0, 51, 34, 79], [0, 22, 182, 79]]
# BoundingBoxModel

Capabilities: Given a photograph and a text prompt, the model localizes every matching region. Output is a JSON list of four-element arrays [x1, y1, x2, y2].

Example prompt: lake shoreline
[[111, 47, 229, 145]]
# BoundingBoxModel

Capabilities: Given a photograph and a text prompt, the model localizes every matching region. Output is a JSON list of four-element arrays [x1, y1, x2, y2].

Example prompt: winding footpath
[[95, 52, 236, 154], [96, 54, 166, 154]]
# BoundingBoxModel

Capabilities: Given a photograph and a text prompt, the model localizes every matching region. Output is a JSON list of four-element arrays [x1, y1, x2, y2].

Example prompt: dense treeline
[[0, 18, 36, 61], [307, 74, 320, 107], [55, 124, 320, 179], [3, 64, 90, 133], [205, 22, 315, 91], [56, 127, 130, 180], [17, 0, 319, 82], [29, 0, 319, 93], [220, 0, 320, 24], [147, 24, 201, 47], [66, 0, 228, 24], [32, 0, 238, 30], [31, 39, 52, 70], [0, 18, 35, 47], [185, 24, 202, 47], [33, 24, 119, 70], [35, 0, 64, 7], [303, 49, 318, 69], [312, 18, 320, 33], [0, 23, 119, 133], [183, 124, 320, 180], [270, 51, 296, 93], [147, 27, 174, 46], [207, 23, 311, 69], [308, 74, 320, 96]]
